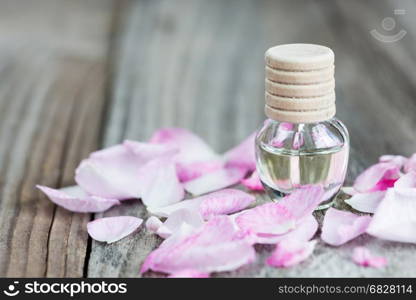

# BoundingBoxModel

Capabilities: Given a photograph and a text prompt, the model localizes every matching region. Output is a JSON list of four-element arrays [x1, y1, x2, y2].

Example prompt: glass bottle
[[256, 44, 349, 209]]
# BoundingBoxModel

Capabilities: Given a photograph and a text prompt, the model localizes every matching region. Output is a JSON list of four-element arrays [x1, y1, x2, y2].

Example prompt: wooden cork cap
[[265, 92, 335, 111], [264, 44, 336, 123], [265, 65, 334, 84], [265, 43, 334, 71], [265, 78, 335, 98]]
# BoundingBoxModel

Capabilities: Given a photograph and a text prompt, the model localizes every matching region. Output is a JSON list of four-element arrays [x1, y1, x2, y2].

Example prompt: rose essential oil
[[255, 44, 349, 209]]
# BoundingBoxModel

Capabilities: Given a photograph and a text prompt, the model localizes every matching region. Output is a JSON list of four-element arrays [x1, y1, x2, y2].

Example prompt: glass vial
[[256, 44, 349, 209]]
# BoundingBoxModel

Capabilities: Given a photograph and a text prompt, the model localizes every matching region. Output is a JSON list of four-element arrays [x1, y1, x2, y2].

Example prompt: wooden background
[[0, 0, 415, 277]]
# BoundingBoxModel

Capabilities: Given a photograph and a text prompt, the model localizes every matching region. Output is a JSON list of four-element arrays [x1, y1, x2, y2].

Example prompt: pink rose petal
[[148, 198, 202, 218], [199, 189, 255, 220], [278, 185, 325, 220], [379, 155, 408, 167], [241, 171, 264, 191], [176, 160, 224, 182], [280, 215, 318, 241], [404, 153, 416, 173], [87, 216, 143, 243], [138, 155, 185, 208], [266, 239, 316, 268], [145, 216, 163, 233], [352, 247, 387, 268], [322, 185, 343, 203], [394, 171, 416, 189], [75, 144, 153, 199], [341, 186, 357, 195], [366, 188, 416, 243], [149, 128, 222, 182], [150, 128, 219, 164], [183, 167, 247, 195], [123, 140, 178, 162], [344, 191, 386, 213], [321, 208, 372, 246], [141, 216, 255, 275], [149, 189, 254, 219], [224, 132, 256, 172], [253, 215, 318, 244], [353, 162, 400, 193], [236, 202, 296, 236], [168, 270, 210, 278], [156, 208, 204, 239], [36, 185, 120, 213]]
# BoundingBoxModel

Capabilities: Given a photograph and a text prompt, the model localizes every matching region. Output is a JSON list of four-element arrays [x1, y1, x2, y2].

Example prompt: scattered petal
[[141, 216, 255, 274], [87, 216, 143, 243], [278, 185, 325, 220], [148, 198, 202, 218], [176, 160, 224, 182], [36, 185, 120, 213], [183, 167, 247, 195], [321, 208, 372, 246], [353, 162, 400, 193], [352, 247, 387, 268], [145, 216, 163, 233], [75, 144, 144, 199], [229, 190, 319, 246], [394, 171, 416, 189], [149, 128, 222, 181], [168, 270, 210, 278], [266, 239, 316, 268], [379, 155, 408, 167], [123, 140, 178, 162], [404, 153, 416, 173], [322, 184, 341, 202], [149, 189, 254, 219], [236, 202, 296, 236], [344, 191, 386, 213], [341, 186, 357, 195], [199, 189, 255, 220], [281, 215, 318, 241], [224, 132, 256, 172], [156, 208, 204, 239], [253, 215, 318, 244], [366, 188, 416, 243], [138, 155, 185, 208], [150, 128, 219, 164], [241, 171, 264, 191]]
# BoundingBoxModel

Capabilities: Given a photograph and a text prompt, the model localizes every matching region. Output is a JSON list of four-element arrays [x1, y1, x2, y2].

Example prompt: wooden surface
[[0, 0, 416, 277]]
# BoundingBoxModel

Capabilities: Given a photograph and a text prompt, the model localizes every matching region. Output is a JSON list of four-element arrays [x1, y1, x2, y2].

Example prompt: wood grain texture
[[1, 0, 416, 278], [0, 0, 114, 277], [87, 0, 416, 277]]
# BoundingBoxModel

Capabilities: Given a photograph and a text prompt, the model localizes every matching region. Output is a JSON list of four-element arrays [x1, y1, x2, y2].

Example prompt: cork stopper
[[264, 44, 336, 123]]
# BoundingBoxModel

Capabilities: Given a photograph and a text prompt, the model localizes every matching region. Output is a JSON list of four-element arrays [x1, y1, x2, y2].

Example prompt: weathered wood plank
[[319, 0, 416, 164], [45, 61, 109, 278], [88, 0, 416, 277], [1, 0, 411, 278], [0, 0, 115, 277]]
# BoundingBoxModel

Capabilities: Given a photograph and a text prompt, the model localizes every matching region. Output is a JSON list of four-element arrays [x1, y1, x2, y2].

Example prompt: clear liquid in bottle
[[255, 119, 349, 209]]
